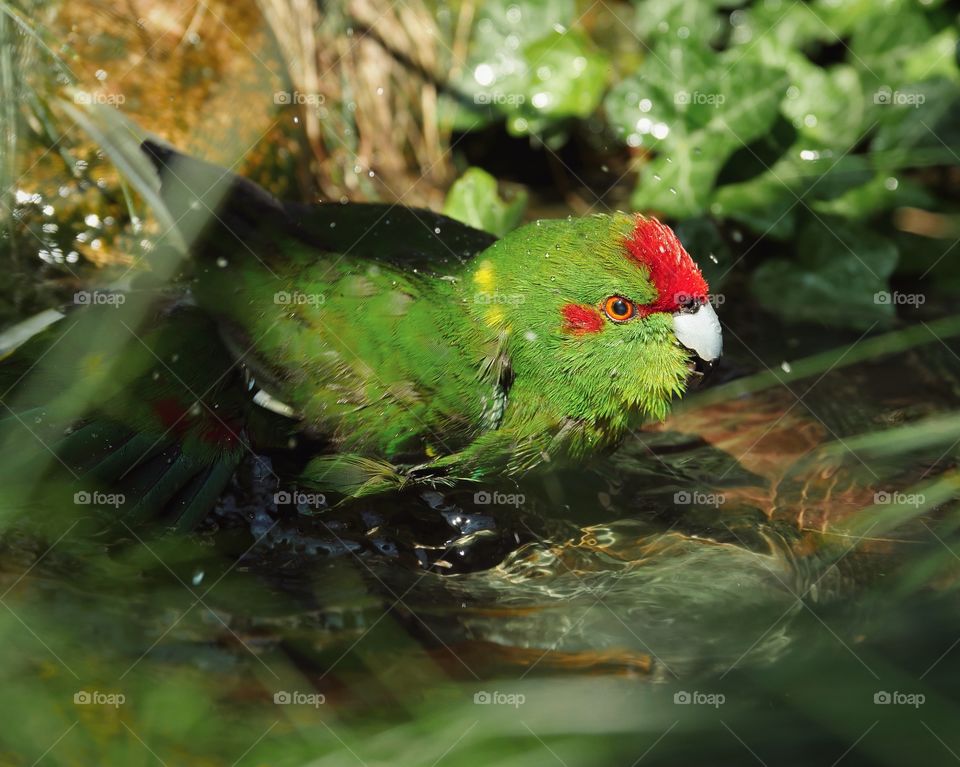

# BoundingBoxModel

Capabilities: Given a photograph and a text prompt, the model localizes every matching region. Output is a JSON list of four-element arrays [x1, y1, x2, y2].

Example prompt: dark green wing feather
[[140, 140, 496, 273]]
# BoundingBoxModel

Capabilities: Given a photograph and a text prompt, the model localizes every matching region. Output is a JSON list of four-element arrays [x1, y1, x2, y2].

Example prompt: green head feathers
[[460, 213, 720, 429]]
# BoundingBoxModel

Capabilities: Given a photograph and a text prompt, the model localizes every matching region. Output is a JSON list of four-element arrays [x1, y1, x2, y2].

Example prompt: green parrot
[[0, 141, 721, 529]]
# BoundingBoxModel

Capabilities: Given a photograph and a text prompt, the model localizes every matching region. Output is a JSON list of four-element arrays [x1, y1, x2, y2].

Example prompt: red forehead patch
[[624, 216, 709, 313]]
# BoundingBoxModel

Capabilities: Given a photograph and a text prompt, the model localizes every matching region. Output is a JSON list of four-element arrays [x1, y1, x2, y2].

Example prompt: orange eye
[[603, 296, 635, 322]]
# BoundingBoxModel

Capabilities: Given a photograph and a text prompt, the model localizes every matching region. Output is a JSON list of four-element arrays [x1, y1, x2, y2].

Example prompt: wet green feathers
[[0, 142, 706, 525]]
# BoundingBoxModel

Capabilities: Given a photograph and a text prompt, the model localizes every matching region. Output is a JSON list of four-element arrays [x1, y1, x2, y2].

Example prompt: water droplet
[[474, 63, 495, 87], [192, 570, 204, 586], [216, 257, 228, 267]]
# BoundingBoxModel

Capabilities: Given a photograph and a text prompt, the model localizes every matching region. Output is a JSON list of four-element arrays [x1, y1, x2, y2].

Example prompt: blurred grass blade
[[59, 98, 187, 255]]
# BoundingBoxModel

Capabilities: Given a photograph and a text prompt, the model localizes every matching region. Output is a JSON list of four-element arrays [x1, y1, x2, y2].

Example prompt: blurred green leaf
[[445, 0, 577, 133], [631, 0, 727, 45], [505, 29, 609, 141], [750, 216, 899, 328], [780, 61, 866, 150], [605, 44, 788, 217], [443, 167, 527, 237], [713, 154, 873, 238]]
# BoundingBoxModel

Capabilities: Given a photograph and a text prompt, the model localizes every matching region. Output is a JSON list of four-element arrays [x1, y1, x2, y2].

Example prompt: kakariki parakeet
[[0, 141, 721, 530]]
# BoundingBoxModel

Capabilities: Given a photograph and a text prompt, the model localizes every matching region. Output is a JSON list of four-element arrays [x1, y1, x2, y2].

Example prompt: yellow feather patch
[[473, 260, 495, 291], [485, 306, 507, 328]]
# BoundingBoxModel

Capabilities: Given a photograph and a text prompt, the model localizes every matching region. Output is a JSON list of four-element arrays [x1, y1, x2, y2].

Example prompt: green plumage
[[0, 142, 705, 526]]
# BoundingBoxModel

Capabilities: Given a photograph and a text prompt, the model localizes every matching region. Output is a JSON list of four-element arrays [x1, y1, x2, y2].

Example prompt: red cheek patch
[[562, 303, 604, 335]]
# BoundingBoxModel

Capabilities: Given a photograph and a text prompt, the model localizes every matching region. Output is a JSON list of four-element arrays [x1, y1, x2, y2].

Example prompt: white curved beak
[[673, 301, 722, 362]]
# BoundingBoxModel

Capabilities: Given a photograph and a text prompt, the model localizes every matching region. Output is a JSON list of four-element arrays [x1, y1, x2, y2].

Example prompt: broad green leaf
[[632, 0, 727, 45], [750, 217, 899, 329], [781, 61, 866, 150], [713, 154, 873, 238], [504, 30, 609, 140], [605, 44, 788, 218], [443, 167, 527, 237], [730, 2, 832, 52], [813, 173, 935, 220], [444, 0, 576, 133], [850, 6, 940, 89], [871, 78, 960, 172]]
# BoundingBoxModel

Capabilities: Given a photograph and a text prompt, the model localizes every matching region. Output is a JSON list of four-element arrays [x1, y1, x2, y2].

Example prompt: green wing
[[0, 300, 261, 532]]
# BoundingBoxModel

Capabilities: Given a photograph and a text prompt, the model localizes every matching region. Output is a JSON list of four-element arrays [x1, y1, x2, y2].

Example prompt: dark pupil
[[612, 299, 629, 316]]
